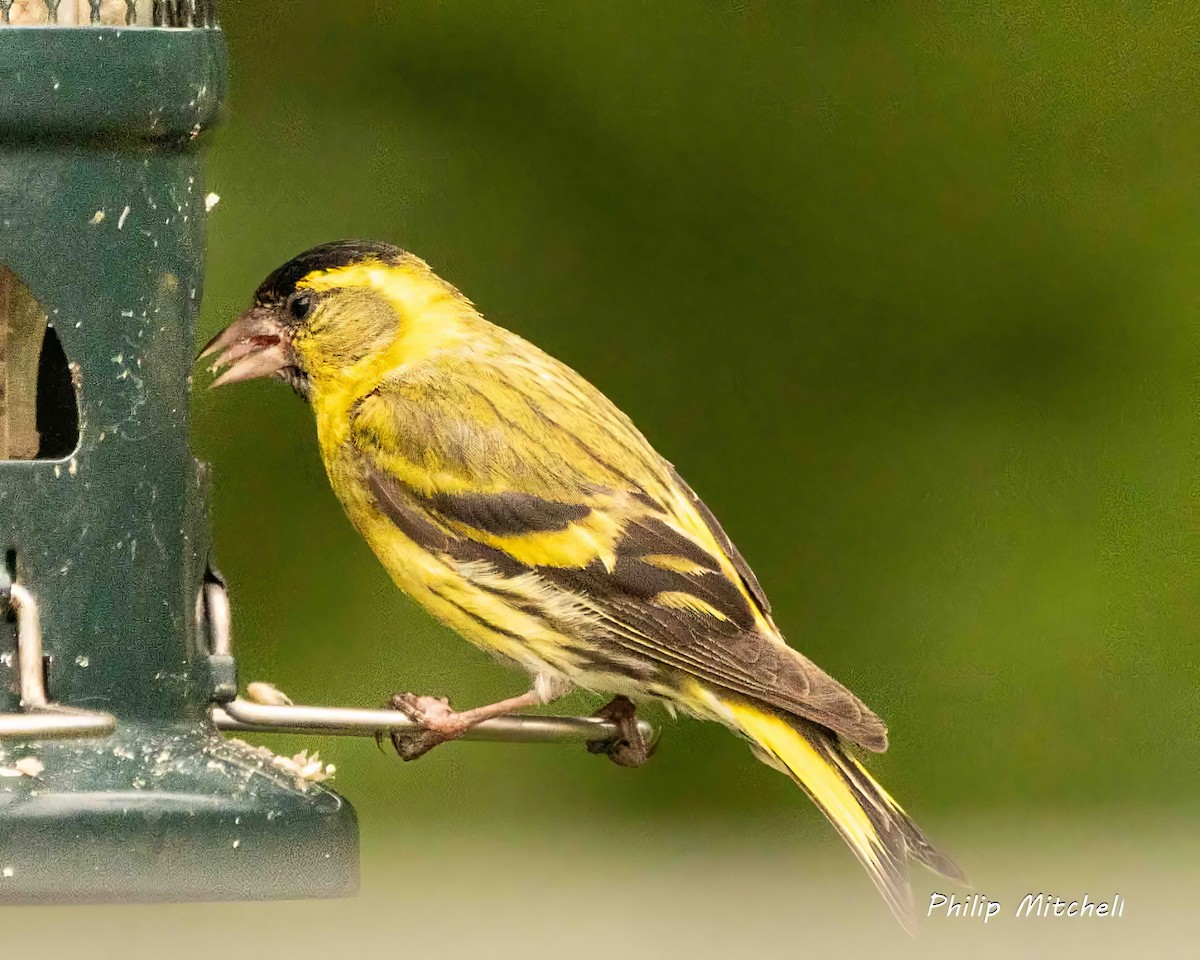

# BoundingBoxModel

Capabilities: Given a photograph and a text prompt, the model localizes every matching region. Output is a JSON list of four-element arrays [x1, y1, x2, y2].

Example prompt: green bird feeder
[[0, 2, 361, 902], [0, 0, 652, 905]]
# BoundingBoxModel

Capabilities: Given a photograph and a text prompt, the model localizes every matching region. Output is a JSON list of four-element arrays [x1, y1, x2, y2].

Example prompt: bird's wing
[[350, 366, 887, 751]]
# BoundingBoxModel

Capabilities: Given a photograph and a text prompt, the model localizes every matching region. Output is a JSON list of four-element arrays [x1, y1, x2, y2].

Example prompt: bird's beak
[[199, 307, 292, 388]]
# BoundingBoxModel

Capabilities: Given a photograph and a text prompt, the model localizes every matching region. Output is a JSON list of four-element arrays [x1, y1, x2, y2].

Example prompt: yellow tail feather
[[718, 697, 965, 935]]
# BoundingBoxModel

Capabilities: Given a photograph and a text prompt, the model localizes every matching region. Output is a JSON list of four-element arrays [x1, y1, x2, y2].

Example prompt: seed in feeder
[[90, 210, 105, 225], [8, 0, 49, 25], [246, 681, 292, 706], [269, 749, 335, 784], [2, 868, 11, 878], [0, 758, 41, 780], [117, 206, 130, 230]]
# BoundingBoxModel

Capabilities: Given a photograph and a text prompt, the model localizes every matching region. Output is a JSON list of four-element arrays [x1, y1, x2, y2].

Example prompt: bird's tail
[[715, 695, 967, 934]]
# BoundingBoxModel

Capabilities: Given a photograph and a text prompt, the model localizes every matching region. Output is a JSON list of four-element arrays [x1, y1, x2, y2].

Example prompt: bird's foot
[[385, 692, 472, 761], [587, 695, 654, 767], [381, 685, 550, 761]]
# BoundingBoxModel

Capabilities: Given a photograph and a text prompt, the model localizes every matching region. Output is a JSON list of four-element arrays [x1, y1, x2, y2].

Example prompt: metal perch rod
[[0, 582, 117, 740], [213, 697, 654, 745]]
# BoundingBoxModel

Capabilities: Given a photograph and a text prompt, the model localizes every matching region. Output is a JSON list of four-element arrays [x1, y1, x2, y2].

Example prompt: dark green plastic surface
[[0, 26, 358, 902]]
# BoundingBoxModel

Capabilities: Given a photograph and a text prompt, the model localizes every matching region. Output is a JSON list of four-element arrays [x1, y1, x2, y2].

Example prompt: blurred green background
[[180, 0, 1195, 952]]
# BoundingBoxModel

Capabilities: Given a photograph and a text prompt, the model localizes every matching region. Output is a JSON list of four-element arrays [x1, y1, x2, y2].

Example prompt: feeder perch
[[0, 3, 653, 905]]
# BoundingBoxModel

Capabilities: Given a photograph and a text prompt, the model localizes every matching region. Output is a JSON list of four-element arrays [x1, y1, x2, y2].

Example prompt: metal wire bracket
[[203, 581, 655, 748], [0, 582, 116, 740]]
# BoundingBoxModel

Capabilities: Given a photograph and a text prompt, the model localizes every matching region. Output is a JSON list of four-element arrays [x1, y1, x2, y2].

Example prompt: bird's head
[[200, 240, 473, 399]]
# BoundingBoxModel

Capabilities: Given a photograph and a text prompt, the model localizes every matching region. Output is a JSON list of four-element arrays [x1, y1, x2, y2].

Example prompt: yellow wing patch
[[652, 591, 729, 621], [479, 513, 624, 571]]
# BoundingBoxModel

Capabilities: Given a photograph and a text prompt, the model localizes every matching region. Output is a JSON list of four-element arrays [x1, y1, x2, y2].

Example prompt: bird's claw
[[382, 692, 470, 761], [587, 695, 655, 767]]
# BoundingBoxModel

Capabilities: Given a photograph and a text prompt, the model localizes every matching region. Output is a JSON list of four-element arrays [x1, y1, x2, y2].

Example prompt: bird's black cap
[[253, 240, 407, 305]]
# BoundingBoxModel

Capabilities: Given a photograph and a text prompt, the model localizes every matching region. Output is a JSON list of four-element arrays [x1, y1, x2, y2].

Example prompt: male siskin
[[202, 240, 966, 932]]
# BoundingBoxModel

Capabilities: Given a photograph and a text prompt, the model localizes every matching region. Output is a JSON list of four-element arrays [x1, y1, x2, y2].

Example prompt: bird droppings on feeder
[[205, 192, 220, 212], [117, 205, 130, 230], [1, 723, 342, 809]]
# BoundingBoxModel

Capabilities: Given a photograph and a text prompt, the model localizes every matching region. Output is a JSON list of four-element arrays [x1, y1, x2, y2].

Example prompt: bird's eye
[[289, 292, 314, 321]]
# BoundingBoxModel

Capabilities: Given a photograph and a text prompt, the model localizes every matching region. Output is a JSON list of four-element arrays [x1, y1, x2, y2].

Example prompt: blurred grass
[[190, 0, 1197, 840], [5, 816, 1198, 957]]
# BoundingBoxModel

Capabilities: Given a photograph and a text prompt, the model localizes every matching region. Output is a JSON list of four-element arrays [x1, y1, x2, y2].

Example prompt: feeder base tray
[[0, 721, 359, 903]]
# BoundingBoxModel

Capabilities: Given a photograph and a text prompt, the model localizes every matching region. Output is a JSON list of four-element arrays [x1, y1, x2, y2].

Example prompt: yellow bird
[[202, 240, 965, 931]]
